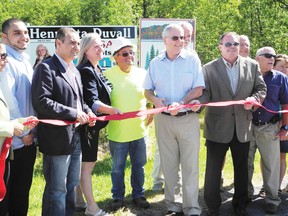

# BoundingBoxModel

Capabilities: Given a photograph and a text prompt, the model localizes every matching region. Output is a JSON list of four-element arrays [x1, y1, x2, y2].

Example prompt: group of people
[[0, 16, 288, 216], [0, 17, 151, 216]]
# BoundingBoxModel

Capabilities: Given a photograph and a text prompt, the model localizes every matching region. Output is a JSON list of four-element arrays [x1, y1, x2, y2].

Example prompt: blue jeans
[[42, 130, 81, 216], [109, 137, 147, 200]]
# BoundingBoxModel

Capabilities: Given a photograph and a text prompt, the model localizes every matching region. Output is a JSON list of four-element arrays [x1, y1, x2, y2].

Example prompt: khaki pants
[[154, 113, 201, 215]]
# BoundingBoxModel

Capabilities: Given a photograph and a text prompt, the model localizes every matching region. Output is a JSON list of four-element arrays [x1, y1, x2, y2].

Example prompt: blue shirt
[[1, 45, 35, 150], [144, 49, 205, 106], [253, 70, 288, 123]]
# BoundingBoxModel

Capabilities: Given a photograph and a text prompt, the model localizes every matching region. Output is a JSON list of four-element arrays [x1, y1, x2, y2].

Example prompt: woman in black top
[[76, 33, 121, 216]]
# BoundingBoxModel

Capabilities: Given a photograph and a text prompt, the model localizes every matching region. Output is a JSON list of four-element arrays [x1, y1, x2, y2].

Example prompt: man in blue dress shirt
[[144, 23, 205, 216], [0, 18, 36, 216], [248, 46, 288, 215]]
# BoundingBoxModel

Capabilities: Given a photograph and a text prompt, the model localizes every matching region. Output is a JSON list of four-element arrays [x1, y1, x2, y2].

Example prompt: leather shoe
[[206, 208, 219, 216], [233, 206, 249, 216], [111, 199, 124, 210], [265, 203, 278, 214], [165, 211, 184, 216], [132, 197, 150, 209]]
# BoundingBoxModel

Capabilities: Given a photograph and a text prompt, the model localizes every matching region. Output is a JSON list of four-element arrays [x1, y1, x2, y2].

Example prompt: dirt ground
[[76, 178, 288, 216]]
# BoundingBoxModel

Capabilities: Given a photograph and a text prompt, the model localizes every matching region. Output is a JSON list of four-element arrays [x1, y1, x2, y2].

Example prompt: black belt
[[253, 121, 271, 126], [253, 115, 280, 126], [161, 110, 194, 117]]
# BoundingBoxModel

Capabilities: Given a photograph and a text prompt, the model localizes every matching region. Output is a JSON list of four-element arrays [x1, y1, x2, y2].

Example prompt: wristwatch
[[281, 125, 288, 130]]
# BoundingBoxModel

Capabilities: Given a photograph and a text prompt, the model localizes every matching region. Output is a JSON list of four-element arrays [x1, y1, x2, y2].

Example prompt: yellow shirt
[[105, 65, 147, 142]]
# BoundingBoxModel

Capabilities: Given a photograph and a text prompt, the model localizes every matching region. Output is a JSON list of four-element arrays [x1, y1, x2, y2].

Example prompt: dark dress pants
[[204, 133, 250, 210], [8, 144, 36, 216]]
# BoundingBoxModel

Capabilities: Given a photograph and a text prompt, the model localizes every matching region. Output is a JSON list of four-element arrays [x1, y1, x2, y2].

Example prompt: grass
[[27, 116, 262, 216]]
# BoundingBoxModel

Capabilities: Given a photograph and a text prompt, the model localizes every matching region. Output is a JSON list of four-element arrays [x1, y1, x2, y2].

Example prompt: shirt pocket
[[266, 84, 279, 102]]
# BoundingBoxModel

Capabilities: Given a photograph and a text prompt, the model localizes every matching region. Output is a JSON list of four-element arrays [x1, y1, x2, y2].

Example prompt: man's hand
[[87, 112, 96, 127], [278, 129, 288, 140], [244, 97, 257, 110], [22, 133, 34, 146], [168, 102, 182, 116], [189, 100, 201, 112], [25, 116, 39, 130], [13, 122, 24, 136], [77, 110, 90, 125]]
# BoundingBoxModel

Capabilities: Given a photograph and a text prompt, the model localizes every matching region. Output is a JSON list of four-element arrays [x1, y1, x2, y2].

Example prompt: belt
[[253, 121, 271, 126], [161, 110, 194, 117]]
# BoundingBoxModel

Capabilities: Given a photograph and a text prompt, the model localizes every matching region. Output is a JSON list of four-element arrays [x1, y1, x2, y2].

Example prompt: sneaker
[[165, 211, 184, 216], [132, 197, 150, 209], [258, 187, 265, 197], [111, 199, 124, 210], [85, 208, 108, 216], [152, 182, 163, 191], [265, 203, 278, 214]]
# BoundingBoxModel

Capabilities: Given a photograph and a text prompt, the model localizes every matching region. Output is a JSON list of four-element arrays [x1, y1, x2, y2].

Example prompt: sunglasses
[[170, 36, 184, 41], [220, 42, 240, 47], [259, 53, 276, 59], [0, 53, 7, 60], [118, 51, 135, 57]]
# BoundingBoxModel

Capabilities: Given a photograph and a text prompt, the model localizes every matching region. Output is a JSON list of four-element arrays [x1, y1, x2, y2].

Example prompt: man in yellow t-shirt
[[105, 37, 150, 210]]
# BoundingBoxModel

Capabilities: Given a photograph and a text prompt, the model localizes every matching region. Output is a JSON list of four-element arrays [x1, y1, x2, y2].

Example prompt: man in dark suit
[[194, 32, 266, 216], [31, 27, 95, 216]]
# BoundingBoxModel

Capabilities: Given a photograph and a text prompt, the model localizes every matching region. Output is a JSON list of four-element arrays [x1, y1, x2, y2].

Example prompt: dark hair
[[2, 18, 23, 34], [219, 32, 239, 44], [55, 27, 77, 47]]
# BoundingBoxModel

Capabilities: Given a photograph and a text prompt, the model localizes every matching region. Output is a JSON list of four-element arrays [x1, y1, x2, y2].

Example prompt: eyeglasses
[[169, 36, 184, 41], [118, 51, 135, 57], [0, 53, 7, 61], [258, 53, 276, 59], [220, 42, 240, 47]]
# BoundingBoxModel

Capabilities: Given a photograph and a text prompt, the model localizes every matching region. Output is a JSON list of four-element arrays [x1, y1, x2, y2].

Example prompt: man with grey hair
[[151, 21, 196, 193], [145, 23, 204, 216], [239, 35, 251, 58], [248, 46, 288, 214], [179, 21, 194, 50], [193, 32, 266, 216]]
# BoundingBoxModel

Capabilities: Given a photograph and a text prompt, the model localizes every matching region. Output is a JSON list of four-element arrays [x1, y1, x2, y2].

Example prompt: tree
[[0, 0, 286, 64]]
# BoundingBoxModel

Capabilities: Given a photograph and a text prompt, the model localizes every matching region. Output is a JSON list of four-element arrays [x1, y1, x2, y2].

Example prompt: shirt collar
[[160, 49, 187, 61], [6, 45, 28, 61], [222, 56, 240, 68], [55, 53, 74, 70]]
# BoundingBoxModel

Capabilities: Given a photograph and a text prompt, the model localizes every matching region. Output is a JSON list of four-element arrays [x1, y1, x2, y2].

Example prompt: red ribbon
[[22, 100, 286, 126], [0, 137, 12, 201]]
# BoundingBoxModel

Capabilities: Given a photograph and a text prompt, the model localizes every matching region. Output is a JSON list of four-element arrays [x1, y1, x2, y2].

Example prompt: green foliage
[[0, 0, 286, 63]]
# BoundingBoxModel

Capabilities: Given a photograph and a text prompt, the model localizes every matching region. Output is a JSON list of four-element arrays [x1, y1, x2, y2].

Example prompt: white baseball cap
[[111, 37, 135, 56]]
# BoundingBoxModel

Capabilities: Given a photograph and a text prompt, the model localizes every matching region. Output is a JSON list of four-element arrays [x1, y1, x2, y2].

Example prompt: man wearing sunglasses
[[192, 32, 266, 216], [145, 23, 204, 216], [247, 47, 288, 214], [104, 37, 150, 210]]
